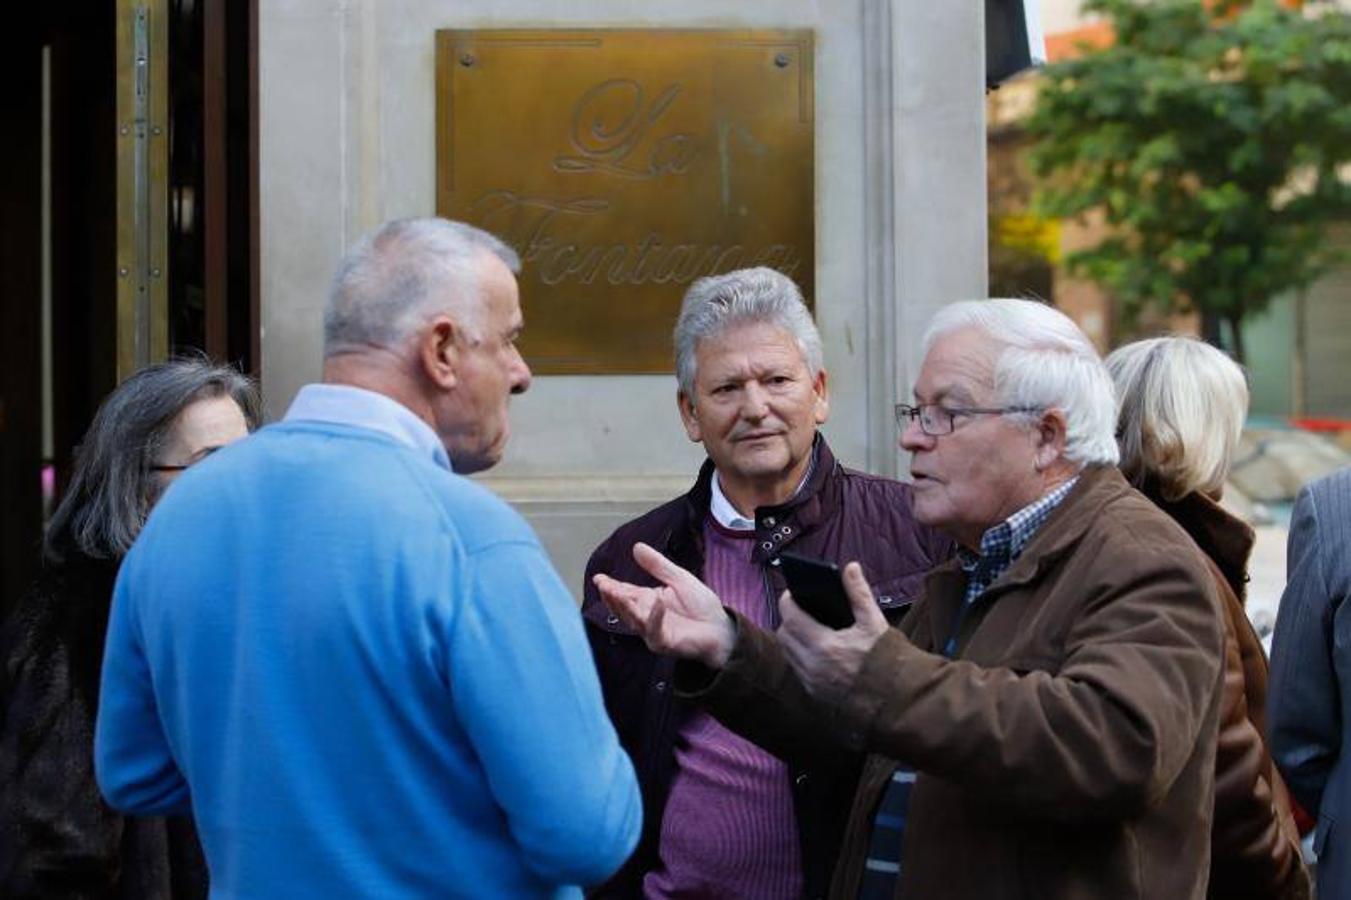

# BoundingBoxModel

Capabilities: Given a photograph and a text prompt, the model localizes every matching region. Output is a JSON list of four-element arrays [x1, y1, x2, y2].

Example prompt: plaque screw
[[151, 268, 162, 278], [152, 126, 163, 136], [120, 125, 129, 135], [460, 52, 475, 67], [774, 53, 790, 68], [118, 267, 129, 277]]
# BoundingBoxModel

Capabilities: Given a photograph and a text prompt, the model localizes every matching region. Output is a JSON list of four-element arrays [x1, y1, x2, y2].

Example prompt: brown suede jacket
[[1146, 487, 1311, 900], [680, 466, 1227, 900]]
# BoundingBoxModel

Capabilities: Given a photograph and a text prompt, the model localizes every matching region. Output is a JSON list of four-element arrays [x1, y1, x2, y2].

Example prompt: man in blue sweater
[[93, 218, 642, 898]]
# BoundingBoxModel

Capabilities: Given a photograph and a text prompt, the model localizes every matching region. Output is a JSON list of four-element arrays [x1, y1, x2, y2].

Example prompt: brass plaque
[[436, 29, 815, 374]]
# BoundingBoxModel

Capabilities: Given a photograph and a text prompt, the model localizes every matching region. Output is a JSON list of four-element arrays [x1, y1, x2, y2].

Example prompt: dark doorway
[[0, 1, 257, 621], [168, 0, 261, 368]]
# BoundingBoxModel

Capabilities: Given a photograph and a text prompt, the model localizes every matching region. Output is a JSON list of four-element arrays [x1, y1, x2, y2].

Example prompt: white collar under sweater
[[283, 383, 451, 471], [708, 455, 816, 533]]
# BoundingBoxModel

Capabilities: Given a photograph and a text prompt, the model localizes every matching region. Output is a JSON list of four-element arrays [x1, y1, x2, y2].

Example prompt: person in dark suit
[[1269, 465, 1351, 900]]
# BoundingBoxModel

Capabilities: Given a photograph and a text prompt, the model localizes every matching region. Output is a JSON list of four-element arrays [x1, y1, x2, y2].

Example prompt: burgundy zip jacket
[[582, 437, 951, 899]]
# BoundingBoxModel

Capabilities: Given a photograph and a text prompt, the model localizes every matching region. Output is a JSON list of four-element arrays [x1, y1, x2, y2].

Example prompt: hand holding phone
[[778, 551, 855, 629]]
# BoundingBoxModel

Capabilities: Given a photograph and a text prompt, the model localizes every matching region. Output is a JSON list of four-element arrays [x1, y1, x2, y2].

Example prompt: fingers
[[631, 542, 726, 621], [632, 542, 699, 591], [841, 561, 875, 612], [647, 598, 667, 648], [777, 588, 825, 640], [592, 572, 646, 609], [777, 563, 885, 641], [593, 572, 669, 650], [776, 588, 810, 644], [593, 573, 651, 625], [776, 591, 833, 700], [842, 561, 888, 635]]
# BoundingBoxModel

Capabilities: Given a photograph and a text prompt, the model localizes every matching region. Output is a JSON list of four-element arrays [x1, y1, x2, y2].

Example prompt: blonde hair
[[1106, 336, 1248, 501]]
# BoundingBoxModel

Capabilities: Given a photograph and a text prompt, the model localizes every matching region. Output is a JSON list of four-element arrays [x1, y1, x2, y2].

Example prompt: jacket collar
[[922, 465, 1129, 648], [757, 433, 840, 532], [675, 434, 841, 565], [989, 465, 1131, 590], [1140, 481, 1253, 601]]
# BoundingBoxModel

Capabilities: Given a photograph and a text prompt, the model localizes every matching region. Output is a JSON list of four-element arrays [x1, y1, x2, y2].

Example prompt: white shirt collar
[[283, 383, 451, 471], [709, 474, 757, 531], [708, 453, 817, 532]]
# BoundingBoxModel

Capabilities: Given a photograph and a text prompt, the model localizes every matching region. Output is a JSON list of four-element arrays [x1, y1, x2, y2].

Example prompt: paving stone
[[1230, 430, 1350, 503]]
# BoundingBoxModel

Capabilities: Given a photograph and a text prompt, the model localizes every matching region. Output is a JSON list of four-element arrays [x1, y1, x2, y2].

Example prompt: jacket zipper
[[762, 565, 782, 629]]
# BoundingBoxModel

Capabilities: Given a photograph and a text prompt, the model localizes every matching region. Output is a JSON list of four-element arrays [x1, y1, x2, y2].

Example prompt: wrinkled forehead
[[696, 320, 808, 365], [913, 327, 1000, 403]]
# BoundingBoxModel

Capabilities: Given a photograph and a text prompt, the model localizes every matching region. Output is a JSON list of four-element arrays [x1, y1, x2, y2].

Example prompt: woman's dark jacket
[[1146, 487, 1310, 900], [0, 550, 208, 900], [582, 438, 952, 898]]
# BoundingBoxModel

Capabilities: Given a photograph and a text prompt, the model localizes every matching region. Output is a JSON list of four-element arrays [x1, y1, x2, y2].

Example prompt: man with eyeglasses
[[596, 298, 1226, 900]]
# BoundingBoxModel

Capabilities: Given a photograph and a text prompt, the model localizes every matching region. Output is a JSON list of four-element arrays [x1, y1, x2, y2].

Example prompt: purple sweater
[[643, 517, 803, 899]]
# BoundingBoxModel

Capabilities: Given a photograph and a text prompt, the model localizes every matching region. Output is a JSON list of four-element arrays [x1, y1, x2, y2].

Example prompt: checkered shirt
[[946, 476, 1079, 655]]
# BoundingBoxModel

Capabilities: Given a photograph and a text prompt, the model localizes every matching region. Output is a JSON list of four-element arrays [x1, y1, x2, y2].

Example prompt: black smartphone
[[778, 551, 854, 629]]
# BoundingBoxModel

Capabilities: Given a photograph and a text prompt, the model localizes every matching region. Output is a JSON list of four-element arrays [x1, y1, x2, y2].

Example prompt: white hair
[[674, 267, 823, 397], [1106, 336, 1248, 501], [323, 217, 520, 356], [922, 298, 1120, 467]]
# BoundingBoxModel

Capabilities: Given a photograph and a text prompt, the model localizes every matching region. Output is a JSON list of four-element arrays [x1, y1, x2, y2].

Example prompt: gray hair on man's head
[[922, 298, 1119, 467], [673, 267, 823, 397], [1107, 336, 1248, 502], [45, 355, 261, 563], [323, 217, 521, 356]]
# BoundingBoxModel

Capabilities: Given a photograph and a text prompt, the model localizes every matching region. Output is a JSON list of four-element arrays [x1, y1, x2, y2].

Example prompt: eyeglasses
[[150, 446, 222, 473], [894, 403, 1043, 436]]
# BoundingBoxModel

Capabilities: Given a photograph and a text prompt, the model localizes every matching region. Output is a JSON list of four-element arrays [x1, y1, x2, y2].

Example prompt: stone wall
[[258, 0, 988, 597]]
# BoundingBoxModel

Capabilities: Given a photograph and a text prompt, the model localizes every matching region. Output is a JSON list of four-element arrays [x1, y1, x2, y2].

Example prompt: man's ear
[[677, 391, 703, 443], [1032, 408, 1069, 470], [812, 368, 830, 425], [420, 315, 459, 390]]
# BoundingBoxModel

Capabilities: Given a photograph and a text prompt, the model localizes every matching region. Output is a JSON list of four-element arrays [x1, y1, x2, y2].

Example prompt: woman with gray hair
[[1, 357, 259, 899], [1107, 336, 1309, 900]]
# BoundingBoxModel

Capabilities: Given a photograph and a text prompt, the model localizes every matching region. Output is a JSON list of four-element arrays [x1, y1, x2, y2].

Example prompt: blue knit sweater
[[95, 412, 641, 898]]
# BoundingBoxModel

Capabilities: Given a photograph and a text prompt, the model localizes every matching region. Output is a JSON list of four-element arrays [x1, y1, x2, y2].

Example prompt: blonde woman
[[1108, 336, 1309, 900]]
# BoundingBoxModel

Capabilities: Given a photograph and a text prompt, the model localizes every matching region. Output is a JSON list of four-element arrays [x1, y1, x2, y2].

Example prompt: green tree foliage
[[1026, 0, 1351, 359]]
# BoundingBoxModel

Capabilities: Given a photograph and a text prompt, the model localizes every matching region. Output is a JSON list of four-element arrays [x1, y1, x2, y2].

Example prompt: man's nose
[[740, 382, 770, 418], [509, 347, 532, 396], [898, 414, 930, 452]]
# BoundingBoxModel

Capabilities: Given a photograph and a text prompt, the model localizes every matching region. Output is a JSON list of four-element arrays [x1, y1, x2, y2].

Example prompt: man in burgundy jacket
[[582, 268, 950, 899]]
